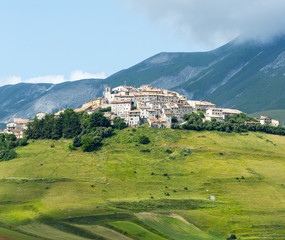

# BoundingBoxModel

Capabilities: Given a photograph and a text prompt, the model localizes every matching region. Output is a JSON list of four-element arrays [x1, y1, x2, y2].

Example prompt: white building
[[188, 100, 216, 111], [260, 116, 280, 127], [204, 108, 242, 122], [35, 112, 47, 120], [5, 118, 31, 139], [111, 100, 132, 115]]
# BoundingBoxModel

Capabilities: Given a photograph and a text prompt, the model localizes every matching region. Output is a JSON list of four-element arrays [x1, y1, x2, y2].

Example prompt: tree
[[52, 114, 63, 139], [171, 116, 178, 123], [62, 109, 81, 138], [113, 117, 127, 130], [88, 112, 111, 129], [81, 136, 102, 152], [5, 133, 17, 141]]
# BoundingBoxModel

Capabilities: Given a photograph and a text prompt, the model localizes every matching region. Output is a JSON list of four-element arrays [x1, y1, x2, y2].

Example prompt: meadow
[[0, 127, 285, 239]]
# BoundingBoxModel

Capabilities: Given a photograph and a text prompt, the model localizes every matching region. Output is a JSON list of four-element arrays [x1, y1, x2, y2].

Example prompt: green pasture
[[0, 128, 285, 239]]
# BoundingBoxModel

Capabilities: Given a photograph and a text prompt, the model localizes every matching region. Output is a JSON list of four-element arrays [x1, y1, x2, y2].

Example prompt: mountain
[[1, 37, 285, 122], [107, 37, 285, 114], [0, 79, 106, 122]]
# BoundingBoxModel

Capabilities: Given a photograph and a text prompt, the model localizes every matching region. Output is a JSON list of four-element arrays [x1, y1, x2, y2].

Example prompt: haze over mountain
[[1, 37, 285, 123]]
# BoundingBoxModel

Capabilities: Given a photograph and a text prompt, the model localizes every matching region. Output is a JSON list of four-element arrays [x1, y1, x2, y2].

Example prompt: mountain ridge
[[1, 37, 285, 122]]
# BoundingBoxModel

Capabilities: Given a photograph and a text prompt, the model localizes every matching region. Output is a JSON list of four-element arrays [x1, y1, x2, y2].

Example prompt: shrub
[[227, 234, 237, 240], [181, 149, 191, 156], [18, 137, 28, 146], [50, 143, 55, 148], [73, 135, 82, 147], [140, 149, 151, 152], [165, 149, 173, 154], [0, 149, 17, 161], [5, 134, 17, 141], [68, 143, 76, 151], [81, 136, 102, 152], [139, 135, 150, 144], [7, 141, 18, 149]]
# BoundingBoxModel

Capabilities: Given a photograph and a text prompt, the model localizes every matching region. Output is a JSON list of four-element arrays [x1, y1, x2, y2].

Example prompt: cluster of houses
[[73, 84, 280, 128], [0, 84, 280, 139], [1, 112, 46, 139]]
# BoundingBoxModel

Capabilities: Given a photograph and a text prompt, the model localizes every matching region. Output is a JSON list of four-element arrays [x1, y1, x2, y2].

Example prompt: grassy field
[[0, 128, 285, 239]]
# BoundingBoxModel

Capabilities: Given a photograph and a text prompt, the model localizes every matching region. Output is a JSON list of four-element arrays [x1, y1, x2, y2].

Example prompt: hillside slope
[[0, 129, 285, 239]]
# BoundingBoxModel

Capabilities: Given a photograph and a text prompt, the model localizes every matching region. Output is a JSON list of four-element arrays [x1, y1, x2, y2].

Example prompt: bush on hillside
[[0, 149, 17, 161], [73, 135, 82, 147], [68, 143, 77, 151], [139, 135, 150, 144], [18, 137, 28, 146], [227, 234, 237, 240], [81, 136, 102, 152], [5, 133, 17, 142]]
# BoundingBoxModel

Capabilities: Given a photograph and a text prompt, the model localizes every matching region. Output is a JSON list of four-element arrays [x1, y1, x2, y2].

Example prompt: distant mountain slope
[[1, 37, 285, 122], [0, 79, 106, 122], [107, 37, 285, 114]]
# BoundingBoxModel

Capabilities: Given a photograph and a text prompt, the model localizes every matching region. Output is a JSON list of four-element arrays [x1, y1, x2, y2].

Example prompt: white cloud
[[0, 76, 22, 86], [26, 75, 65, 84], [122, 0, 285, 49], [70, 70, 107, 81], [0, 70, 107, 87]]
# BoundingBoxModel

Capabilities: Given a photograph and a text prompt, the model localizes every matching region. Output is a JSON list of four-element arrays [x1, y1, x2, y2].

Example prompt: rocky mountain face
[[0, 79, 106, 122], [1, 37, 285, 122], [107, 37, 285, 114]]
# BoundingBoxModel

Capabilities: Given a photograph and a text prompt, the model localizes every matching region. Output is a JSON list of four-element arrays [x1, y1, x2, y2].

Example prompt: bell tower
[[105, 86, 111, 102]]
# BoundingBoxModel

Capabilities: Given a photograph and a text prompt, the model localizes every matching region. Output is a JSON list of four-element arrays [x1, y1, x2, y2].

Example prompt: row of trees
[[173, 113, 285, 136], [25, 108, 127, 151]]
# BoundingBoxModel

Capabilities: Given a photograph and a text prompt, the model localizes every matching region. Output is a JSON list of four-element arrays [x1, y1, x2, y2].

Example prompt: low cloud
[[70, 70, 107, 81], [122, 0, 285, 49], [0, 76, 22, 86], [0, 70, 107, 87]]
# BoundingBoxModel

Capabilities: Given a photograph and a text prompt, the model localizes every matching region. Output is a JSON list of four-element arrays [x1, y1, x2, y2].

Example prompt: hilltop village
[[72, 84, 241, 128], [1, 84, 280, 139], [72, 85, 280, 128]]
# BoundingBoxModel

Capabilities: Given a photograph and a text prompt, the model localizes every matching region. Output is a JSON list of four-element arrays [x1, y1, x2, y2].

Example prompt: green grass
[[72, 224, 132, 240], [18, 223, 89, 240], [0, 226, 40, 240], [136, 213, 221, 240], [0, 128, 285, 239], [109, 221, 167, 240]]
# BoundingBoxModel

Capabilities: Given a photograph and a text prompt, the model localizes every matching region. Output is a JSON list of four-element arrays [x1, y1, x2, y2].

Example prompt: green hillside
[[1, 128, 285, 239]]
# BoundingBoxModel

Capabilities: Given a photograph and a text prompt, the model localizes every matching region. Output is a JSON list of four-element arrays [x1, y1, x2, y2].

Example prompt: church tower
[[105, 86, 111, 102]]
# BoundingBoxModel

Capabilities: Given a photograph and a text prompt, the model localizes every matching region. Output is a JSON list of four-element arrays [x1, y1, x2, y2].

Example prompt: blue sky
[[1, 0, 285, 86], [0, 0, 195, 86]]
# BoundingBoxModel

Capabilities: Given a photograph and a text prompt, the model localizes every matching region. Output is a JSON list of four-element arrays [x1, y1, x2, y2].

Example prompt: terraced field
[[0, 128, 285, 239]]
